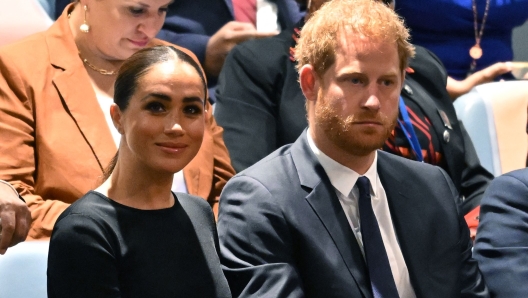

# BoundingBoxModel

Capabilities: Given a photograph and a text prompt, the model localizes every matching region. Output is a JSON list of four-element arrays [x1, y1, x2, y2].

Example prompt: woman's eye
[[146, 102, 166, 113], [158, 7, 169, 14], [183, 105, 203, 115], [129, 7, 145, 15]]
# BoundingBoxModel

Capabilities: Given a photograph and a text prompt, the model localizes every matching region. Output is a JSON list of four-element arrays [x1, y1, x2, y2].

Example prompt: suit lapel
[[377, 152, 430, 296], [46, 8, 116, 172], [291, 131, 371, 298]]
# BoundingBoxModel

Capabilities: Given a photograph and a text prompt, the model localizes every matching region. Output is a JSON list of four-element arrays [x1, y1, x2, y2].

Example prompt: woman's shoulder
[[174, 193, 215, 225], [0, 31, 49, 67], [0, 17, 75, 78], [56, 191, 116, 225], [175, 193, 213, 214]]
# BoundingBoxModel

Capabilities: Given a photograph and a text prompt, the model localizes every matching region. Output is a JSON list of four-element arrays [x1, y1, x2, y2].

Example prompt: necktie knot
[[356, 176, 370, 199]]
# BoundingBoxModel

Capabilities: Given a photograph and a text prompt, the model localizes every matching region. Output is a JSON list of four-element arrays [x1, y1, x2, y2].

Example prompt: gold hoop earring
[[80, 5, 90, 33]]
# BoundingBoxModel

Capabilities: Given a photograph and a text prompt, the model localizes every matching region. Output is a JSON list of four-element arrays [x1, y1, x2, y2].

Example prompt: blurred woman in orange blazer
[[0, 0, 235, 240]]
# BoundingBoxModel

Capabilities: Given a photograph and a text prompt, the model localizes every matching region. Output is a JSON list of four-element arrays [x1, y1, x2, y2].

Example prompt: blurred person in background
[[474, 167, 528, 297], [56, 0, 304, 101], [395, 0, 528, 98]]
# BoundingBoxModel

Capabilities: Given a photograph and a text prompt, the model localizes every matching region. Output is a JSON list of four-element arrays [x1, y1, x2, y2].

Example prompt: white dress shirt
[[96, 94, 188, 193], [307, 129, 416, 298]]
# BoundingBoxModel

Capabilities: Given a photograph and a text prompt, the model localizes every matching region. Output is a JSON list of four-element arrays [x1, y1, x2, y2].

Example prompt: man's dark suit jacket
[[214, 26, 493, 214], [218, 131, 489, 297], [473, 168, 528, 297]]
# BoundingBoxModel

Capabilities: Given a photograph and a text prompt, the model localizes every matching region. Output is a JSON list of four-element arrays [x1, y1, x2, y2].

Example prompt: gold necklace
[[68, 11, 117, 76], [78, 52, 117, 76], [469, 0, 490, 72]]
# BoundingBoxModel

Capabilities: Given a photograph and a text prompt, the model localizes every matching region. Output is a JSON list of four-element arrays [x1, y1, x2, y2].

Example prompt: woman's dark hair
[[101, 46, 207, 182], [114, 45, 207, 111]]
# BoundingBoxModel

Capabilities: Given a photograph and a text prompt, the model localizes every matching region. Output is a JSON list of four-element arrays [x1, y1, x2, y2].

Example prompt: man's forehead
[[336, 28, 393, 55]]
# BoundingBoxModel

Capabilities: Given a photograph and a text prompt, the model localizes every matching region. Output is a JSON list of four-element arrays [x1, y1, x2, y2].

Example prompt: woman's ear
[[299, 64, 319, 103], [110, 104, 124, 134]]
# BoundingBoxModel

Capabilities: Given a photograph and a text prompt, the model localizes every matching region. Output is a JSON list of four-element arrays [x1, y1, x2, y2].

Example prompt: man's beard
[[314, 97, 397, 157]]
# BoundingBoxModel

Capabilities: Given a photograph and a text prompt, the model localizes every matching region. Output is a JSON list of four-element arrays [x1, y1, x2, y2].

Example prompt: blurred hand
[[447, 62, 513, 100], [0, 183, 31, 254], [204, 21, 278, 78]]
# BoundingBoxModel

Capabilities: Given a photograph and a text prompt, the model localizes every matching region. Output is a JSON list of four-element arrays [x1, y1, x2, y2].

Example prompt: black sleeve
[[47, 213, 121, 298], [214, 40, 284, 172]]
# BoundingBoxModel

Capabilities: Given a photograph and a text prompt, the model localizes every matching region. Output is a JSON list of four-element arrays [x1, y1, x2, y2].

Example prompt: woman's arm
[[447, 62, 513, 100], [0, 53, 71, 240]]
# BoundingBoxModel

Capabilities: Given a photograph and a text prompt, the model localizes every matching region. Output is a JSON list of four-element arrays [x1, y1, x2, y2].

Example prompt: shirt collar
[[307, 128, 379, 197]]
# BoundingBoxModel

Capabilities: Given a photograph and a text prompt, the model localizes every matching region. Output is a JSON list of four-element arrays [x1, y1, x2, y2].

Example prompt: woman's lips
[[129, 39, 149, 47], [156, 142, 188, 154]]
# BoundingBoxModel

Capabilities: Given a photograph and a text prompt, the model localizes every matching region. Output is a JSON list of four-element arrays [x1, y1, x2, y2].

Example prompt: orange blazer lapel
[[46, 11, 116, 171]]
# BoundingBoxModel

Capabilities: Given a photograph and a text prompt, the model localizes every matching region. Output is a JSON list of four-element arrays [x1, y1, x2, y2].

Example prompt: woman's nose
[[165, 121, 184, 135], [138, 14, 164, 39]]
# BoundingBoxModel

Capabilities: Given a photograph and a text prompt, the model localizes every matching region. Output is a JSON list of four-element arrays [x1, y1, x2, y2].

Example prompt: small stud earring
[[80, 5, 90, 33]]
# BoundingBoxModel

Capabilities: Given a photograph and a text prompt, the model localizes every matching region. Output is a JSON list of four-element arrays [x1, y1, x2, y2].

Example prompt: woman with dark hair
[[47, 46, 231, 298], [0, 0, 235, 241]]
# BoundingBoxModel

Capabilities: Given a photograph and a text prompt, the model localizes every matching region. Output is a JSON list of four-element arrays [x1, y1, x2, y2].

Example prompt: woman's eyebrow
[[141, 93, 171, 102], [183, 97, 205, 105]]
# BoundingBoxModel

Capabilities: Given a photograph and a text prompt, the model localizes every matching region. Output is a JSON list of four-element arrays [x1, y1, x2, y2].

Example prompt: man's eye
[[382, 80, 394, 86]]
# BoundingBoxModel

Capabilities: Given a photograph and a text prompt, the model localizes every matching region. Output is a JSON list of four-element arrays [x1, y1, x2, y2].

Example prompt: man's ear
[[110, 104, 124, 134], [299, 65, 320, 103]]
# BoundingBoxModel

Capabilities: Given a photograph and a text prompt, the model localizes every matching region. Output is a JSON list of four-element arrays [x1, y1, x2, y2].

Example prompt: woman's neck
[[67, 3, 121, 96], [97, 158, 175, 210]]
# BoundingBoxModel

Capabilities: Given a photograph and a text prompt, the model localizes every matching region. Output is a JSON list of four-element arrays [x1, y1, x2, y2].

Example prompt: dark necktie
[[232, 0, 257, 26], [356, 176, 399, 298]]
